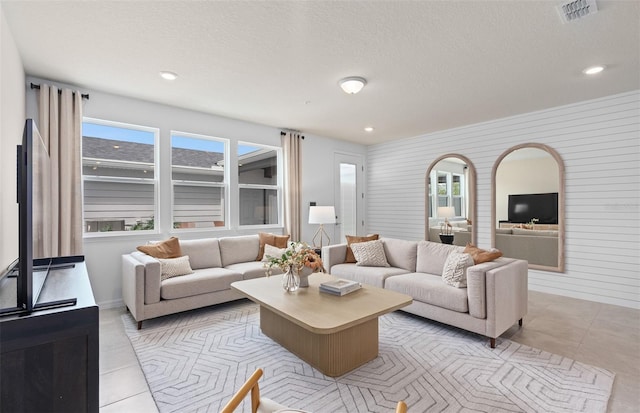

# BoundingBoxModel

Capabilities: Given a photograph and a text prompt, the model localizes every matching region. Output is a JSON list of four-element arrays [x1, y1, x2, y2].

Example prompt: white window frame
[[429, 170, 466, 219], [437, 171, 450, 209], [237, 142, 283, 228], [170, 131, 229, 232], [82, 117, 159, 238], [451, 173, 465, 218]]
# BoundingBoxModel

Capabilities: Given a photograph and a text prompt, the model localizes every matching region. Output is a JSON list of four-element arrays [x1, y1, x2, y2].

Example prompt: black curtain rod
[[30, 83, 89, 100], [280, 131, 305, 139]]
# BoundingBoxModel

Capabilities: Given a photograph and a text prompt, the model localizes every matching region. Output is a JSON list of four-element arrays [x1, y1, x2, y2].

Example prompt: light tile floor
[[99, 291, 640, 412]]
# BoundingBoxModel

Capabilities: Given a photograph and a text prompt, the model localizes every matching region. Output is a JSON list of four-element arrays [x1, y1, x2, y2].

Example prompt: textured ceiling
[[2, 0, 639, 145]]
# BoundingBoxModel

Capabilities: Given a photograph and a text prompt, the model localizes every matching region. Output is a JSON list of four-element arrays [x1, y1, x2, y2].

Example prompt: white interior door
[[334, 153, 365, 243]]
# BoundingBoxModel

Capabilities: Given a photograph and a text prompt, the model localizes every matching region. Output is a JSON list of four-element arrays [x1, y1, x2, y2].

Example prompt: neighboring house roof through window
[[82, 136, 224, 168]]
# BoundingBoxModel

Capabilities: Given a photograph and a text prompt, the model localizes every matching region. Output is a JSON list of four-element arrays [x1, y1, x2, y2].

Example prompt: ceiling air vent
[[557, 0, 598, 23]]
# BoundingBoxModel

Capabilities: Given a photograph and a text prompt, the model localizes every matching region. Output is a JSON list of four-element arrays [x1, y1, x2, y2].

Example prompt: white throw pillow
[[351, 240, 390, 267], [158, 255, 194, 281], [442, 252, 474, 288], [262, 244, 288, 262]]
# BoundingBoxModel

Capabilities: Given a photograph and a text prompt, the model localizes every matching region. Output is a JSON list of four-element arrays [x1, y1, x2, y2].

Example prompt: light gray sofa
[[427, 219, 473, 246], [427, 226, 472, 246], [323, 238, 528, 348], [495, 228, 558, 267], [122, 234, 281, 329]]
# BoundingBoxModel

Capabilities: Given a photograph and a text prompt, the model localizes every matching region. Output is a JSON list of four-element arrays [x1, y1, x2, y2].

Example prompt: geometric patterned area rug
[[122, 300, 615, 413]]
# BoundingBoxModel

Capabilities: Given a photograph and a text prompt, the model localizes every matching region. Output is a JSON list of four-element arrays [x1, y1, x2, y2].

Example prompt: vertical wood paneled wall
[[367, 91, 640, 309]]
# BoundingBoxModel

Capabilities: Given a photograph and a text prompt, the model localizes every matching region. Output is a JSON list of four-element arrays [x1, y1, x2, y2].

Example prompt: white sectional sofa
[[323, 238, 528, 348], [123, 233, 528, 349], [122, 235, 282, 329]]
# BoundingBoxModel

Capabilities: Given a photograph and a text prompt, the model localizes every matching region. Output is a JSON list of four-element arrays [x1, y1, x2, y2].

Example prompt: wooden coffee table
[[231, 273, 412, 377]]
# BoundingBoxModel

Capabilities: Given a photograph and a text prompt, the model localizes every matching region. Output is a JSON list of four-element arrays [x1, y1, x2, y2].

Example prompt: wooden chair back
[[396, 400, 408, 413], [220, 368, 263, 413]]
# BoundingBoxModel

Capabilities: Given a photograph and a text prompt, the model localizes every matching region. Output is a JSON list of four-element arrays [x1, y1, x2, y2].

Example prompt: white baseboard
[[98, 298, 124, 310]]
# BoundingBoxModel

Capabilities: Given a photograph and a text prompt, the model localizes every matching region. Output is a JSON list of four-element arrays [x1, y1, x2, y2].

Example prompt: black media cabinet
[[0, 256, 98, 412]]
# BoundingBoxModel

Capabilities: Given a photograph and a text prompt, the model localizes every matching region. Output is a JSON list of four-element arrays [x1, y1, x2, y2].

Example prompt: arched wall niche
[[491, 143, 565, 272], [425, 154, 476, 246]]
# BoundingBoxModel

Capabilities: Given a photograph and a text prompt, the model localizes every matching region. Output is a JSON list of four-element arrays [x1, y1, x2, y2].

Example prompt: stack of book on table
[[319, 279, 362, 296]]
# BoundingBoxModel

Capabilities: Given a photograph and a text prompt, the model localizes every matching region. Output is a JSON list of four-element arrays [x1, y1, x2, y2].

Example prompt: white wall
[[367, 91, 640, 309], [496, 156, 559, 223], [25, 78, 365, 307], [17, 80, 639, 309], [0, 7, 25, 271]]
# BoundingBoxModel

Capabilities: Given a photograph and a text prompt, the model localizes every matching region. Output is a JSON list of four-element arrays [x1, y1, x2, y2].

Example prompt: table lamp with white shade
[[309, 206, 336, 249], [437, 206, 456, 244]]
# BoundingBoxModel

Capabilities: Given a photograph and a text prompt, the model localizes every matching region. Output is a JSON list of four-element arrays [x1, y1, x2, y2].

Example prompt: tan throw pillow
[[137, 237, 182, 259], [351, 240, 390, 267], [158, 256, 193, 281], [442, 252, 475, 288], [256, 233, 290, 261], [262, 244, 287, 262], [464, 243, 503, 265], [345, 234, 379, 263]]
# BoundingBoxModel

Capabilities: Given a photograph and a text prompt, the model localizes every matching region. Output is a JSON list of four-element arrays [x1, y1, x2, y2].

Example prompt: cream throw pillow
[[262, 244, 287, 262], [256, 232, 290, 261], [158, 256, 194, 281], [442, 252, 474, 288], [351, 240, 390, 267], [345, 234, 379, 263]]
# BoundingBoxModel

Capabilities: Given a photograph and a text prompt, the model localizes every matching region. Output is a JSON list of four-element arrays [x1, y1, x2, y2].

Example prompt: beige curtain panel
[[282, 132, 302, 241], [37, 84, 84, 256]]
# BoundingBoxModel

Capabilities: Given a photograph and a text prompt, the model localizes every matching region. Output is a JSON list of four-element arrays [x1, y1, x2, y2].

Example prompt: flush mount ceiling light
[[583, 65, 605, 75], [364, 126, 374, 132], [159, 71, 178, 80], [339, 76, 367, 94]]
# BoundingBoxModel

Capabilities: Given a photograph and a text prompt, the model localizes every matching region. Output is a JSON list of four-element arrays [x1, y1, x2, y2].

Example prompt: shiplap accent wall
[[367, 91, 640, 309]]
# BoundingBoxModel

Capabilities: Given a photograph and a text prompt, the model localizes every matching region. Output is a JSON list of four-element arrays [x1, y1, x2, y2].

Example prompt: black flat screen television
[[0, 119, 51, 315], [0, 119, 75, 317], [508, 192, 558, 224]]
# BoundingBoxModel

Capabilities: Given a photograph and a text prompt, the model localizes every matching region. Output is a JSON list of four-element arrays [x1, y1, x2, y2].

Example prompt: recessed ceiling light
[[583, 65, 605, 75], [160, 71, 178, 80], [113, 145, 120, 149], [364, 127, 374, 132], [339, 76, 367, 94]]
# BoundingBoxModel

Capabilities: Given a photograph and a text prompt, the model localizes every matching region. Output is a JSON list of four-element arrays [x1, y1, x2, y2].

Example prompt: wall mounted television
[[508, 192, 558, 225], [0, 119, 76, 317]]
